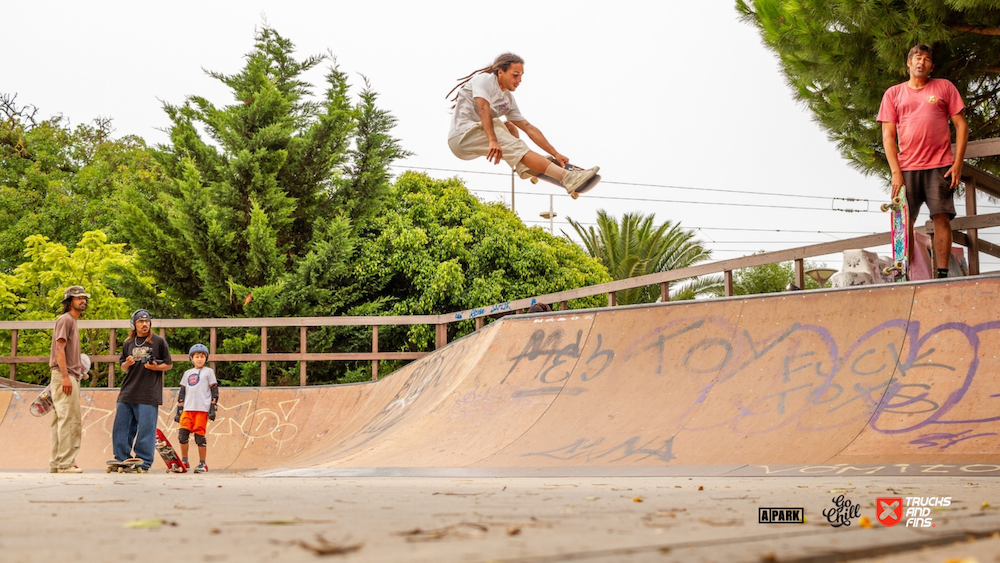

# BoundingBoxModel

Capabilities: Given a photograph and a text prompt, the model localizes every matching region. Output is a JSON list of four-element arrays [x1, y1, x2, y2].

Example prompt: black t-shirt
[[118, 333, 171, 405]]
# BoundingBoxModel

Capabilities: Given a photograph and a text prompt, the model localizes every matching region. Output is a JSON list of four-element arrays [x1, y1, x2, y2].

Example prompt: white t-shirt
[[448, 73, 526, 140], [180, 367, 218, 412]]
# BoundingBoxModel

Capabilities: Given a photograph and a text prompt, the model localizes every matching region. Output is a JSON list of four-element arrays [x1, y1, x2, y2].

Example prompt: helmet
[[188, 343, 209, 361]]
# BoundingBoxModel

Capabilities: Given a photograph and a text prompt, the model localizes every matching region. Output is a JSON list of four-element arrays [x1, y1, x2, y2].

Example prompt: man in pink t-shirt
[[877, 44, 968, 278]]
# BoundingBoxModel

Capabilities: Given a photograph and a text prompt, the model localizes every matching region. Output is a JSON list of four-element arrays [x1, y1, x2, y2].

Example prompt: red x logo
[[876, 497, 903, 526]]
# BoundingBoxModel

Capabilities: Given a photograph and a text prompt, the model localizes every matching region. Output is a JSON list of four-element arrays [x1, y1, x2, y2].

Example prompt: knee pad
[[178, 428, 191, 444], [194, 433, 207, 447]]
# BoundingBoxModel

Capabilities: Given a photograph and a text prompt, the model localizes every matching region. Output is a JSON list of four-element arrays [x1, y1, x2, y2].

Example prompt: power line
[[462, 186, 875, 213], [394, 164, 882, 212], [521, 219, 875, 235]]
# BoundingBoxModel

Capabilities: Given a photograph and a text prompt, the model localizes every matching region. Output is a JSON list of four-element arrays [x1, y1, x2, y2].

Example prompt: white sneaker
[[57, 466, 83, 473], [562, 166, 600, 194]]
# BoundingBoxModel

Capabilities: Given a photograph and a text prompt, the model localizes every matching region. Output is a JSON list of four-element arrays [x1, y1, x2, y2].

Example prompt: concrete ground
[[2, 472, 1000, 563]]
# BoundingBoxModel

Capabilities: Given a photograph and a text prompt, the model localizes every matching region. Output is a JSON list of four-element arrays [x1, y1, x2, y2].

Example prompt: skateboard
[[155, 428, 187, 473], [528, 157, 601, 199], [880, 192, 909, 280], [29, 388, 54, 417], [106, 458, 144, 473]]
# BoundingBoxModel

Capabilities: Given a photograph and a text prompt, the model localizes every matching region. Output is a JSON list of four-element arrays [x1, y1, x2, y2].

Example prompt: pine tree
[[121, 26, 408, 319], [737, 0, 1000, 178]]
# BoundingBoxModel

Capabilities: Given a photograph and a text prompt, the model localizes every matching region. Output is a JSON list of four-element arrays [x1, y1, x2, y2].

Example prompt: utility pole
[[539, 195, 556, 234], [510, 169, 516, 213]]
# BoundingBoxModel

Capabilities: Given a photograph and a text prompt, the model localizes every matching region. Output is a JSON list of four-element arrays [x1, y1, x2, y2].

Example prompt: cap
[[63, 286, 91, 301]]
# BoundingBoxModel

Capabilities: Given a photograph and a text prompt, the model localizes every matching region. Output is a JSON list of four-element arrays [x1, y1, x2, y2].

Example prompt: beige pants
[[449, 118, 532, 177], [49, 369, 82, 470]]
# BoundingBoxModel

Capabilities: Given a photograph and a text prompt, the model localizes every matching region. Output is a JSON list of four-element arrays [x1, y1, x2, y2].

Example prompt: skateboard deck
[[29, 388, 54, 417], [881, 193, 909, 280], [106, 458, 144, 473], [155, 428, 187, 473], [528, 157, 600, 199]]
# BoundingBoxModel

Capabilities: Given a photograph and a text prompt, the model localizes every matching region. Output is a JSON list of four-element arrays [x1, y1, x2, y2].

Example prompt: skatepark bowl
[[4, 275, 1000, 562]]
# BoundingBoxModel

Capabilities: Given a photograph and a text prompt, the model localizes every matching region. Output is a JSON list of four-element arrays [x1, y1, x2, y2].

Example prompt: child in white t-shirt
[[174, 344, 218, 473]]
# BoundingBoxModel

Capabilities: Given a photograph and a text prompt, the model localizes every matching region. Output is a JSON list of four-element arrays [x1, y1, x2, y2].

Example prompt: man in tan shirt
[[47, 285, 89, 473]]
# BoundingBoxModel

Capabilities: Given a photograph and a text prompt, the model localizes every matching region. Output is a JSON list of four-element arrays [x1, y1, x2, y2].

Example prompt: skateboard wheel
[[882, 267, 892, 276], [530, 177, 538, 185], [894, 261, 904, 270], [118, 467, 124, 473], [880, 203, 891, 212], [892, 196, 902, 206], [106, 466, 112, 473]]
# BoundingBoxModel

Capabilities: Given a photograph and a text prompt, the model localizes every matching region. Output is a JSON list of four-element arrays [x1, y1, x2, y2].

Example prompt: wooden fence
[[3, 141, 999, 387]]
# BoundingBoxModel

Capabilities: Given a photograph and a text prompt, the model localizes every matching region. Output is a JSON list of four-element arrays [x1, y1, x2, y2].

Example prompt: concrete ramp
[[2, 276, 1000, 472]]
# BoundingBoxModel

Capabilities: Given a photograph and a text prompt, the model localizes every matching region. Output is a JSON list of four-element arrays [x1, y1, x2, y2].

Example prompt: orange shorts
[[179, 411, 208, 435]]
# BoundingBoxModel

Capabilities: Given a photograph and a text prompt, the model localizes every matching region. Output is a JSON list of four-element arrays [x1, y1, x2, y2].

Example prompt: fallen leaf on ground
[[859, 516, 872, 528], [699, 518, 742, 526], [124, 519, 177, 529], [395, 522, 489, 542], [278, 535, 363, 556]]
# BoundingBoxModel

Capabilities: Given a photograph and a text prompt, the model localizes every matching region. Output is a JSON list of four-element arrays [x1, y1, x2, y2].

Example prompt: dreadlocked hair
[[446, 52, 525, 102]]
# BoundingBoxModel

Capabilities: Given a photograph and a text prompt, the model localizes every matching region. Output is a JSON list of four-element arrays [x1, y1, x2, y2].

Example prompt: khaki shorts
[[449, 118, 530, 174], [903, 167, 956, 220]]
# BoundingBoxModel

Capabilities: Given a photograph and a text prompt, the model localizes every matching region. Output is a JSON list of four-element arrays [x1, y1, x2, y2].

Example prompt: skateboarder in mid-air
[[174, 344, 218, 473], [447, 52, 599, 197], [877, 44, 968, 278]]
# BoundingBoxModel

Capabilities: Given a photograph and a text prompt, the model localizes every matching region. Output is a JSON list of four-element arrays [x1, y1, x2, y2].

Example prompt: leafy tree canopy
[[350, 172, 610, 350], [566, 210, 720, 305], [0, 94, 164, 273], [729, 255, 823, 296], [0, 230, 155, 385], [120, 26, 408, 319], [737, 0, 1000, 179]]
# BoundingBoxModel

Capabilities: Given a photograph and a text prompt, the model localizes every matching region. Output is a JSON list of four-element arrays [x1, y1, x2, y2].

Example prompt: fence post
[[435, 324, 447, 349], [474, 317, 483, 331], [9, 329, 17, 382], [966, 179, 980, 276], [260, 327, 267, 387], [371, 325, 379, 381], [660, 282, 670, 303], [794, 259, 805, 289], [724, 270, 734, 296], [560, 300, 568, 311], [108, 328, 116, 388], [608, 292, 617, 307], [300, 326, 307, 386], [210, 327, 217, 373]]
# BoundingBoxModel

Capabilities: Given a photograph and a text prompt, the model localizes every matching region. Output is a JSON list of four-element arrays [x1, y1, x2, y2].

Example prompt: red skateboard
[[155, 428, 187, 473]]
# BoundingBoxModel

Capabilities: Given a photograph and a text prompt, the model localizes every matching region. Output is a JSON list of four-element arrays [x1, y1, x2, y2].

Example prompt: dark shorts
[[903, 167, 956, 220]]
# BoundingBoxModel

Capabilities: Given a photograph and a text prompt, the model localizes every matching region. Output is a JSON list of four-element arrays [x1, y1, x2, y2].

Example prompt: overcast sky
[[7, 1, 996, 270]]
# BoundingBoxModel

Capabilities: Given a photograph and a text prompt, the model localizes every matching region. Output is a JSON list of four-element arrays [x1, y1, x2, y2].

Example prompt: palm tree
[[565, 210, 720, 304]]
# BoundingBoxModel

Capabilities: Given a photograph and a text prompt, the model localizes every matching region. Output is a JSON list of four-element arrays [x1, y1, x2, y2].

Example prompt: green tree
[[120, 26, 407, 321], [729, 255, 822, 296], [0, 94, 166, 273], [566, 210, 719, 305], [736, 0, 1000, 179], [348, 172, 610, 356], [0, 230, 156, 385]]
